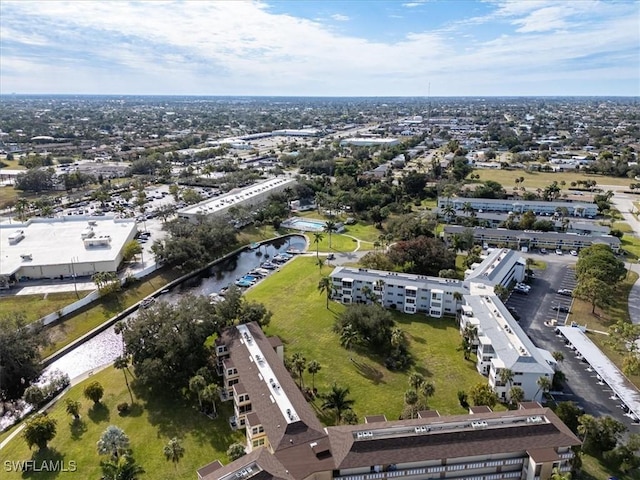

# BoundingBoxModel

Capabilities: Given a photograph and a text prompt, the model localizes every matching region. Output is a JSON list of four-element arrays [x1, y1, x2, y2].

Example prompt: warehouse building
[[0, 216, 137, 286]]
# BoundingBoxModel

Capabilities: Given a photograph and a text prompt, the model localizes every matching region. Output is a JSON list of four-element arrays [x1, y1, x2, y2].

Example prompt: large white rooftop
[[0, 217, 137, 276], [179, 177, 295, 217], [236, 324, 299, 424]]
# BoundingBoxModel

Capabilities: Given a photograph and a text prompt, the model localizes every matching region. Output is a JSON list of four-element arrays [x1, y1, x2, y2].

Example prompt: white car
[[516, 283, 531, 291], [555, 249, 563, 255], [570, 250, 578, 256]]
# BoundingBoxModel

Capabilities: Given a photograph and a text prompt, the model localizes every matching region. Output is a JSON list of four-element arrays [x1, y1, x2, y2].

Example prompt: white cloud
[[0, 0, 637, 96], [331, 13, 350, 22]]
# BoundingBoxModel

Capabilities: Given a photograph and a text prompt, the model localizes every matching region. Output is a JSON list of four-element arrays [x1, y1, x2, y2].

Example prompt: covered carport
[[558, 326, 640, 421]]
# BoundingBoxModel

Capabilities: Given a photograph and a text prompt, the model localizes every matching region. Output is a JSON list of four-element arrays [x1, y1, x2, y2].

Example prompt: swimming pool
[[282, 217, 345, 233]]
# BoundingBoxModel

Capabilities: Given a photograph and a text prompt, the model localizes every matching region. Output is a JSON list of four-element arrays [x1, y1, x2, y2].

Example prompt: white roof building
[[339, 137, 400, 147], [0, 217, 137, 284]]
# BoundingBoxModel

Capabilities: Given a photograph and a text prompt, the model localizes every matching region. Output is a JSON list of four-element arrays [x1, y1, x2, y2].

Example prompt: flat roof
[[558, 326, 640, 419], [179, 177, 295, 216], [330, 266, 467, 292], [0, 217, 137, 276]]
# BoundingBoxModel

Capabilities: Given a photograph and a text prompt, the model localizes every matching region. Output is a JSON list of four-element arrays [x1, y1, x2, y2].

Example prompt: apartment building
[[444, 226, 621, 253], [329, 266, 468, 317], [438, 197, 598, 218], [200, 322, 580, 480], [459, 295, 556, 403]]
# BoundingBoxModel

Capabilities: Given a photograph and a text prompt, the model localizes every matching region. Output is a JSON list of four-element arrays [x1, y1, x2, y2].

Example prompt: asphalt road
[[509, 254, 638, 431]]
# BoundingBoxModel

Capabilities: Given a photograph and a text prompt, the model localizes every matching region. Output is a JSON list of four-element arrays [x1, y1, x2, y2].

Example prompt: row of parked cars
[[513, 282, 531, 294]]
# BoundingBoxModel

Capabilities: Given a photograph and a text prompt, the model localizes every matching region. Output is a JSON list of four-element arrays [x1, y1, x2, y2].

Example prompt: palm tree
[[14, 198, 30, 222], [114, 355, 134, 404], [498, 368, 514, 390], [509, 386, 525, 407], [307, 360, 321, 392], [100, 454, 145, 480], [317, 276, 333, 309], [404, 389, 419, 418], [421, 382, 436, 407], [321, 383, 355, 424], [390, 327, 405, 349], [340, 325, 360, 350], [65, 399, 81, 421], [536, 376, 552, 400], [291, 352, 307, 389], [324, 220, 338, 249], [441, 203, 456, 222], [313, 232, 324, 259], [462, 202, 474, 218], [409, 372, 425, 390], [97, 425, 131, 460], [163, 437, 185, 470], [189, 375, 206, 411], [201, 383, 220, 416], [552, 351, 565, 363]]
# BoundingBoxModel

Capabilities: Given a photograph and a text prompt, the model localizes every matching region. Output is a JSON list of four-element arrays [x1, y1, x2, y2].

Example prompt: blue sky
[[0, 0, 638, 96]]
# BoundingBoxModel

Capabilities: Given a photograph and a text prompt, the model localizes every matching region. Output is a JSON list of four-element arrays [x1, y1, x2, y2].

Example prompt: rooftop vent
[[471, 421, 488, 429], [20, 253, 33, 261]]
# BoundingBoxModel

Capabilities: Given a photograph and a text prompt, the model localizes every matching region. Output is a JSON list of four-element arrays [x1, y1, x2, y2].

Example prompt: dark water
[[45, 235, 307, 381]]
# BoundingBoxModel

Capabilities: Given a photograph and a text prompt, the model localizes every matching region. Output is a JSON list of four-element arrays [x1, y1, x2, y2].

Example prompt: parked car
[[514, 285, 529, 295], [540, 248, 547, 254], [570, 250, 578, 256], [552, 305, 570, 313], [516, 283, 531, 291], [555, 249, 563, 255], [139, 297, 156, 309], [558, 289, 573, 296]]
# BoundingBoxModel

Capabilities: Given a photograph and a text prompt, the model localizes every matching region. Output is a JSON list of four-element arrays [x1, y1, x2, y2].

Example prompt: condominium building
[[443, 226, 621, 253], [178, 177, 296, 222], [200, 322, 580, 480], [438, 197, 598, 218]]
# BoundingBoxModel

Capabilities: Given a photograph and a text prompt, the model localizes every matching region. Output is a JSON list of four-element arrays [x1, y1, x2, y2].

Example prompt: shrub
[[117, 402, 130, 414]]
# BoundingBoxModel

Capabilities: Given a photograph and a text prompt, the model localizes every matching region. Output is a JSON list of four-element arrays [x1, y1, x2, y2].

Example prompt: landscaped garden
[[1, 367, 243, 479], [246, 256, 487, 420]]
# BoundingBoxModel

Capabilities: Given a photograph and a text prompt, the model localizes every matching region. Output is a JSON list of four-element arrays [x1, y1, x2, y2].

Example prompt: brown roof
[[268, 336, 283, 348], [200, 448, 293, 480], [246, 412, 260, 427], [469, 405, 493, 414], [417, 410, 441, 418], [365, 415, 387, 423], [327, 408, 581, 469], [197, 460, 223, 479], [220, 323, 326, 452], [519, 401, 543, 410], [528, 447, 561, 463]]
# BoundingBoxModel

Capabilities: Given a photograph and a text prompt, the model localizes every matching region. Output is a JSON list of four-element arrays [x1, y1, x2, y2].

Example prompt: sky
[[0, 0, 638, 97]]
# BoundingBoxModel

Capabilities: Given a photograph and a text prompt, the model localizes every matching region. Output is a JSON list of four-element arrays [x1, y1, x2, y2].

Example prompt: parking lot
[[506, 254, 639, 431]]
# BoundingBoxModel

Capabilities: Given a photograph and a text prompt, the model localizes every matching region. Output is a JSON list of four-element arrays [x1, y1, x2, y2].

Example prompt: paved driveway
[[506, 256, 638, 430]]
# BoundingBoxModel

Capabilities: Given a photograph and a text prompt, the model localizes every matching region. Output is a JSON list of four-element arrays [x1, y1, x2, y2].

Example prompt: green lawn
[[580, 451, 640, 480], [42, 269, 181, 357], [304, 232, 361, 253], [0, 158, 26, 170], [1, 367, 243, 480], [612, 222, 634, 233], [475, 170, 633, 189], [0, 292, 88, 323], [621, 235, 640, 261], [246, 256, 487, 421]]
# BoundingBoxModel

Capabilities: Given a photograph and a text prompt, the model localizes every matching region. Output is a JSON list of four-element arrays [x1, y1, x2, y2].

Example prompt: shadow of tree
[[350, 358, 385, 385], [20, 448, 66, 479], [69, 419, 87, 440], [87, 403, 110, 423]]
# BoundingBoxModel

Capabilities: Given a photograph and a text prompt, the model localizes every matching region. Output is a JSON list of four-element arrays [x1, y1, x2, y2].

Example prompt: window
[[252, 438, 265, 448]]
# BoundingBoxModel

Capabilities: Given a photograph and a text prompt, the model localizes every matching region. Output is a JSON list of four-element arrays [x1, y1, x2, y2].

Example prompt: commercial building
[[0, 216, 137, 286], [437, 197, 598, 218], [177, 177, 296, 222], [443, 226, 621, 253], [340, 138, 400, 147], [200, 321, 579, 480]]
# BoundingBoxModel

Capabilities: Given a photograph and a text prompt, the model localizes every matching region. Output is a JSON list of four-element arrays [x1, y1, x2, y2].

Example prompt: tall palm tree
[[189, 375, 206, 411], [390, 327, 405, 349], [321, 383, 355, 424], [340, 325, 361, 350], [100, 454, 145, 480], [163, 437, 185, 470], [498, 368, 514, 390], [324, 220, 337, 248], [307, 360, 321, 392], [114, 355, 134, 404], [201, 383, 220, 416], [509, 386, 525, 407], [317, 276, 333, 309], [14, 198, 30, 222], [442, 204, 456, 223], [536, 376, 552, 400], [313, 232, 324, 259], [421, 382, 436, 407], [291, 352, 307, 389], [404, 389, 419, 419]]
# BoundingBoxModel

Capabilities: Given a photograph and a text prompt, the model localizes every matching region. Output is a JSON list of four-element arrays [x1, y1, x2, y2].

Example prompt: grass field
[[0, 186, 21, 209], [0, 158, 26, 170], [474, 169, 633, 189], [613, 222, 634, 233], [0, 292, 89, 323], [42, 269, 182, 357], [621, 234, 640, 260], [0, 367, 243, 480], [245, 256, 487, 420]]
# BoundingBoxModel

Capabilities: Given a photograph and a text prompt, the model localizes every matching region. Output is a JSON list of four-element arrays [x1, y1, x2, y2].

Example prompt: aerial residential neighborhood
[[1, 1, 640, 480]]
